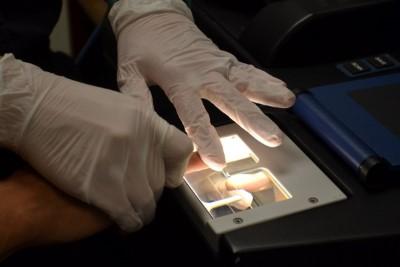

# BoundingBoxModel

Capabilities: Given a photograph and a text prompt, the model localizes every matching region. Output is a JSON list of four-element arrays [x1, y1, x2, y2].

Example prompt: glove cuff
[[108, 0, 193, 36], [0, 54, 33, 151], [0, 54, 53, 152]]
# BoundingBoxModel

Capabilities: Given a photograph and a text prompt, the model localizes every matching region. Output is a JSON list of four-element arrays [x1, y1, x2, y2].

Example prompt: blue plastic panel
[[304, 73, 400, 166]]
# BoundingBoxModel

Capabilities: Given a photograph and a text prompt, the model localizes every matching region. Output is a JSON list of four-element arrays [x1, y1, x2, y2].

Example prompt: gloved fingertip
[[165, 168, 186, 188], [163, 127, 194, 188], [251, 125, 284, 148], [263, 85, 296, 108], [187, 125, 227, 171], [115, 212, 143, 233], [200, 153, 226, 172], [263, 132, 283, 147], [279, 90, 296, 108]]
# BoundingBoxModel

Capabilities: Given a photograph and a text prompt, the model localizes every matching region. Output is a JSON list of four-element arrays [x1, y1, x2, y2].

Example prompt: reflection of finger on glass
[[185, 152, 208, 174], [223, 172, 271, 192]]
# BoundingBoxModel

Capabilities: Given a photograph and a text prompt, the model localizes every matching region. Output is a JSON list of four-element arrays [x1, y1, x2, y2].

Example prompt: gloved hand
[[0, 54, 193, 231], [109, 0, 296, 171]]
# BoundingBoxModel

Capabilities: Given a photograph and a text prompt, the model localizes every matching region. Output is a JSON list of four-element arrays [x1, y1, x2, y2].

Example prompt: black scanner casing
[[234, 0, 400, 67]]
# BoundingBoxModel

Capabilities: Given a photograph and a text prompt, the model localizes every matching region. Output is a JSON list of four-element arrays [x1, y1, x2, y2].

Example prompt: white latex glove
[[109, 0, 296, 171], [0, 54, 193, 232]]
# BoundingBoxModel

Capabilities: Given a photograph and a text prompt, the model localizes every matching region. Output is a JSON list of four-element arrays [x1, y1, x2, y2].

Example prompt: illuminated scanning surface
[[220, 135, 259, 163], [223, 171, 272, 192], [183, 124, 347, 234], [184, 134, 292, 218]]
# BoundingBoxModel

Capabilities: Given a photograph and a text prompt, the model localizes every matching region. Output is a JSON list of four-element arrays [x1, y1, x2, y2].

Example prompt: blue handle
[[293, 93, 376, 171]]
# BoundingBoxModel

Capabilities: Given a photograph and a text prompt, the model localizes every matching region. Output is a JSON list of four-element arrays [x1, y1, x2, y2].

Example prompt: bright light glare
[[225, 171, 271, 192], [220, 135, 259, 163]]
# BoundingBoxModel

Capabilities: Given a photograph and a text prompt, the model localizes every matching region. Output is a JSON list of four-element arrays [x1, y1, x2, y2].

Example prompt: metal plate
[[183, 123, 347, 234]]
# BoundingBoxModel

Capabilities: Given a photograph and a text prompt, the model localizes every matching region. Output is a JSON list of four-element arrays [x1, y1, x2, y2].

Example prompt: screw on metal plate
[[233, 217, 244, 224], [308, 197, 319, 204]]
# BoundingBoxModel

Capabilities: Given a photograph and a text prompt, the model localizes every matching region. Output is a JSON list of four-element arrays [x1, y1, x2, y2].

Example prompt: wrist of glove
[[0, 54, 193, 232], [109, 0, 193, 36], [109, 1, 296, 171]]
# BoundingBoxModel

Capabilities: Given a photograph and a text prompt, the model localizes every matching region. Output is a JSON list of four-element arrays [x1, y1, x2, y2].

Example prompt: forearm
[[0, 212, 34, 261], [77, 0, 108, 24], [0, 167, 110, 260], [0, 170, 39, 259], [0, 150, 28, 258]]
